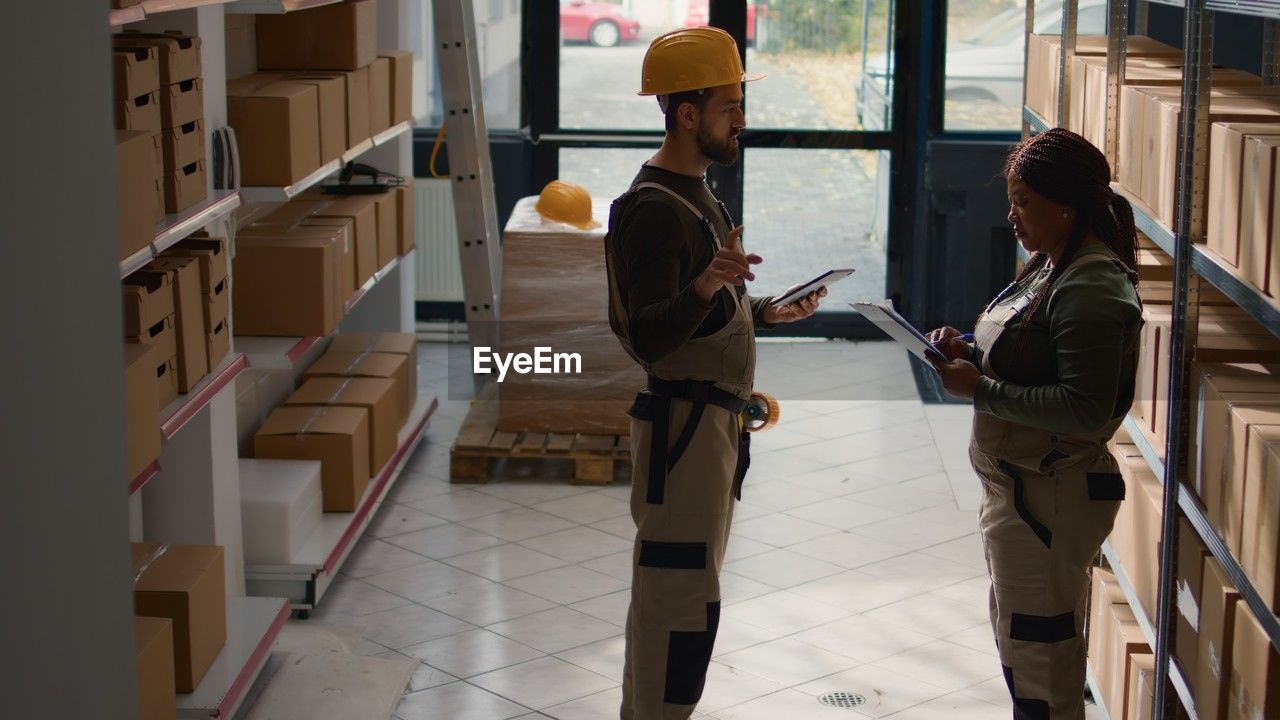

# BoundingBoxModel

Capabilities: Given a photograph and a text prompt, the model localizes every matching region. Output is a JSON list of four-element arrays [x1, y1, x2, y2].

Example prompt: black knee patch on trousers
[[639, 541, 708, 570], [1003, 665, 1051, 720], [1010, 611, 1076, 643], [664, 601, 721, 706]]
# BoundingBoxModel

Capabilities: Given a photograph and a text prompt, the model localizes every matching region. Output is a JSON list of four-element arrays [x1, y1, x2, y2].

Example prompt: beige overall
[[970, 253, 1127, 720], [607, 182, 755, 720]]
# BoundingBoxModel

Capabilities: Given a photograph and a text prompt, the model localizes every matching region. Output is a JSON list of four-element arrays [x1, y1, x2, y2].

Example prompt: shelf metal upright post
[[1104, 0, 1129, 178], [1023, 0, 1036, 138], [1059, 0, 1080, 125], [1154, 2, 1213, 717]]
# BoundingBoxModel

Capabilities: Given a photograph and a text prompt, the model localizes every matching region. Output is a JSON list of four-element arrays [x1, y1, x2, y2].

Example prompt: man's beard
[[697, 125, 739, 165]]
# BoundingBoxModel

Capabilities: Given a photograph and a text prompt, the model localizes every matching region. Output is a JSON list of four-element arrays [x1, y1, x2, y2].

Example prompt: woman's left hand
[[762, 287, 827, 324], [927, 353, 981, 399]]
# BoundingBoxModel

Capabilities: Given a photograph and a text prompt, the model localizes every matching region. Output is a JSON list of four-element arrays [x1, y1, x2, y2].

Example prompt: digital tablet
[[770, 269, 856, 307]]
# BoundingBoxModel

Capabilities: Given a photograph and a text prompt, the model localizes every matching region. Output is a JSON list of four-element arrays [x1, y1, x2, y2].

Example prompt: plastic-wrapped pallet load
[[496, 196, 645, 436], [238, 459, 323, 565]]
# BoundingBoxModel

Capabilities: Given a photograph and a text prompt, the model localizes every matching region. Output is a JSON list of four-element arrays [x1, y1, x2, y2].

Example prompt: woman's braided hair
[[1001, 128, 1140, 359]]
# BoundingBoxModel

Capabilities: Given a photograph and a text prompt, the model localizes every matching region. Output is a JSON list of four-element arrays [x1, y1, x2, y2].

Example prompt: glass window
[[412, 0, 521, 129], [945, 0, 1107, 132], [743, 148, 887, 311], [750, 0, 895, 131], [560, 1, 700, 130], [558, 147, 659, 205]]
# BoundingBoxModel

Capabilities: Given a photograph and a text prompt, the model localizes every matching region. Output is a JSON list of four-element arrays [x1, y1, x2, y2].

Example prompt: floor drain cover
[[818, 691, 868, 709]]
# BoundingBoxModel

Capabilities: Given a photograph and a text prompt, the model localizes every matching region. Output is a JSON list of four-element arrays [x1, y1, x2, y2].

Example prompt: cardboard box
[[207, 314, 230, 370], [228, 80, 321, 186], [113, 0, 142, 7], [379, 49, 412, 125], [256, 0, 378, 71], [368, 56, 391, 135], [124, 343, 161, 481], [299, 192, 379, 286], [156, 355, 178, 410], [233, 225, 345, 337], [130, 543, 227, 693], [288, 73, 346, 163], [116, 130, 161, 260], [114, 32, 202, 85], [114, 46, 160, 100], [122, 272, 175, 338], [1177, 516, 1212, 684], [163, 119, 204, 173], [1089, 567, 1128, 712], [327, 331, 417, 414], [395, 177, 416, 255], [134, 616, 176, 720], [169, 235, 228, 294], [1244, 434, 1280, 610], [302, 350, 410, 425], [241, 202, 353, 318], [341, 66, 370, 147], [286, 377, 398, 475], [1197, 557, 1242, 720], [1228, 607, 1280, 719], [116, 90, 162, 133], [1108, 604, 1151, 718], [296, 216, 356, 306], [1208, 123, 1280, 266], [1127, 652, 1157, 720], [203, 274, 229, 330], [1240, 136, 1280, 294], [159, 78, 203, 130], [255, 405, 370, 512], [131, 315, 177, 370], [373, 190, 397, 267], [163, 158, 207, 214], [1224, 407, 1280, 555], [1127, 455, 1164, 621], [146, 256, 209, 391]]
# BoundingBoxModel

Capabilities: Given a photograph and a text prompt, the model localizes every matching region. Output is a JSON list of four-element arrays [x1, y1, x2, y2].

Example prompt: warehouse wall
[[0, 1, 137, 717]]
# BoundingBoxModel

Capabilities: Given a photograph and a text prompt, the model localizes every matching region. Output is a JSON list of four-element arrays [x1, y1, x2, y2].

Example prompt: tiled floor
[[296, 340, 1105, 720]]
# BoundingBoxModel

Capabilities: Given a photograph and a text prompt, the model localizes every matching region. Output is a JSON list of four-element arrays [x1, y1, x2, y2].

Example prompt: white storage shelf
[[239, 122, 413, 204], [244, 392, 439, 610], [225, 0, 343, 14], [178, 596, 290, 720], [111, 1, 240, 28], [129, 353, 250, 497], [121, 190, 242, 280]]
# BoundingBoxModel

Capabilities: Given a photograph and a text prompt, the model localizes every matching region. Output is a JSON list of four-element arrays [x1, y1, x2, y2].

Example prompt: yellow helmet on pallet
[[638, 27, 764, 97], [534, 180, 600, 230]]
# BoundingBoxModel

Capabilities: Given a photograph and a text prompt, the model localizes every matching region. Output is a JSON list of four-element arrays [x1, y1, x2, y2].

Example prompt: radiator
[[414, 178, 466, 302]]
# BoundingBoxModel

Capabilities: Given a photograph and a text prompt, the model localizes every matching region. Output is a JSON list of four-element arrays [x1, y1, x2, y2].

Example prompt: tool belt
[[629, 376, 752, 504]]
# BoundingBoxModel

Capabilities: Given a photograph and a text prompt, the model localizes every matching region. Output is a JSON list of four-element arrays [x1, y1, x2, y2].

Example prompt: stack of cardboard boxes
[[233, 189, 414, 337], [130, 542, 228, 720], [226, 0, 413, 187], [113, 33, 209, 226], [120, 236, 231, 483], [251, 332, 416, 512], [112, 41, 163, 262], [1089, 568, 1157, 720]]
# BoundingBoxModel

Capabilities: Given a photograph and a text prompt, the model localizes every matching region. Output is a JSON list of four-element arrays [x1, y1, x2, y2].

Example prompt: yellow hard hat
[[638, 26, 764, 97], [535, 180, 600, 230]]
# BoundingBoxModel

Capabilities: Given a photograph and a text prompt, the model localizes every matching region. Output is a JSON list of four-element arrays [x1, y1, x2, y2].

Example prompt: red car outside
[[560, 1, 642, 47], [684, 0, 760, 45]]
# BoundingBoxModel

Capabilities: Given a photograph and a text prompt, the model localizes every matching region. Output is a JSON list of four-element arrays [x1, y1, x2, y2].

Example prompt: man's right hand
[[694, 225, 762, 304], [926, 326, 971, 362]]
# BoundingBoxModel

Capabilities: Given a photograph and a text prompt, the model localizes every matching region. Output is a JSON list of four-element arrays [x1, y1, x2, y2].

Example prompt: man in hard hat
[[604, 26, 826, 720]]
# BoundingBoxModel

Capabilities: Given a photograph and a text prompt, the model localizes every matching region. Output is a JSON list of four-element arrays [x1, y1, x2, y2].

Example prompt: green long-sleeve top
[[608, 164, 774, 365], [973, 244, 1143, 437]]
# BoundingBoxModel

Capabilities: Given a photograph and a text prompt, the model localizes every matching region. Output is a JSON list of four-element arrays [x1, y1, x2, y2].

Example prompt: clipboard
[[850, 300, 946, 361]]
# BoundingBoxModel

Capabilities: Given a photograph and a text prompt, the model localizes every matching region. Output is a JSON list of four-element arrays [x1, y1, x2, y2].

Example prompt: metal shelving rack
[[1024, 1, 1280, 717]]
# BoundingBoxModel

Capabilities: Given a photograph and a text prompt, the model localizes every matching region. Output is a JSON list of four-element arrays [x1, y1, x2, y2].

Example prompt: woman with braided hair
[[926, 128, 1143, 719]]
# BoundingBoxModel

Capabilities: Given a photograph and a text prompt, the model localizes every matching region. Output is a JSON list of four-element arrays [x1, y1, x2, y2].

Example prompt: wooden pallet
[[450, 391, 630, 485]]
